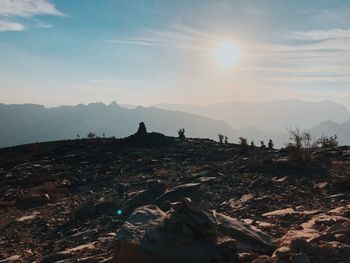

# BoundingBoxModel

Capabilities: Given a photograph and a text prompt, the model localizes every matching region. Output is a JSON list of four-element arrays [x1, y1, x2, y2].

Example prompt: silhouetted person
[[136, 122, 147, 135]]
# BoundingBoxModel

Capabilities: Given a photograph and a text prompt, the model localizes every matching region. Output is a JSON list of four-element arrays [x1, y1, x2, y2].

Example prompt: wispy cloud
[[0, 0, 65, 32], [0, 20, 24, 31], [0, 0, 65, 17], [108, 24, 215, 51], [36, 20, 52, 29], [290, 29, 350, 41]]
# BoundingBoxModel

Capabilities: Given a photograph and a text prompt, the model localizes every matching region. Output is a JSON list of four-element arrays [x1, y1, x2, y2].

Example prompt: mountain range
[[154, 100, 350, 131], [0, 102, 234, 148], [1, 100, 350, 148]]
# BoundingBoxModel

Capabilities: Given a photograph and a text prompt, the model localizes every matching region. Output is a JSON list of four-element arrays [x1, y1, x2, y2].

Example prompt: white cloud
[[290, 29, 350, 41], [0, 0, 64, 32], [108, 24, 215, 51], [0, 0, 65, 17], [0, 20, 24, 31], [37, 21, 52, 28]]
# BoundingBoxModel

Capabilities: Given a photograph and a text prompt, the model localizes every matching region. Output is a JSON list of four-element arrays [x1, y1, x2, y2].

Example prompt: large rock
[[113, 199, 275, 263], [217, 213, 275, 253]]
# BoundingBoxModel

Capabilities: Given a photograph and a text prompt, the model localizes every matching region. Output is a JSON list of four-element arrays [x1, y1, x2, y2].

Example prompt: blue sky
[[1, 0, 350, 108]]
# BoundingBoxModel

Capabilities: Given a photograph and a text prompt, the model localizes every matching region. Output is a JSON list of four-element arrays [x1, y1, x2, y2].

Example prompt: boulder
[[216, 213, 276, 253], [113, 199, 275, 263]]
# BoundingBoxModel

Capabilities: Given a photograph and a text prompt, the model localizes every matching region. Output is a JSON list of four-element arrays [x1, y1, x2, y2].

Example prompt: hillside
[[0, 128, 349, 262], [0, 102, 235, 148], [155, 100, 350, 131], [309, 119, 350, 146]]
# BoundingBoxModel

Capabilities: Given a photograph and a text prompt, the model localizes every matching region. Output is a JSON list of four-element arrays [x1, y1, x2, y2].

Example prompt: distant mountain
[[154, 100, 350, 131], [309, 119, 350, 146], [0, 102, 235, 148], [1, 101, 349, 148]]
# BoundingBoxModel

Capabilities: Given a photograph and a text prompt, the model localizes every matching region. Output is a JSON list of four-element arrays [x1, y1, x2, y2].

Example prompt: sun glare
[[214, 42, 240, 67]]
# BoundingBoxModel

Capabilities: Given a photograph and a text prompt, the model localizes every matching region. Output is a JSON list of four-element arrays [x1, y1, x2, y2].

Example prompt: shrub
[[317, 134, 338, 149], [268, 139, 274, 149], [218, 134, 224, 143], [178, 128, 186, 140], [260, 140, 266, 148], [287, 128, 316, 162], [250, 141, 255, 147], [239, 137, 249, 153], [87, 132, 97, 139], [224, 136, 228, 144]]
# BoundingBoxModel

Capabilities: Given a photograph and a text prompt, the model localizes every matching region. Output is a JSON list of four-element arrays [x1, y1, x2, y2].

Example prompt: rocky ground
[[0, 128, 349, 262]]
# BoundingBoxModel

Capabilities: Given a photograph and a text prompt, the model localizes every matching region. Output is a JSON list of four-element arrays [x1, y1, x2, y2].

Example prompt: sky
[[1, 0, 350, 108]]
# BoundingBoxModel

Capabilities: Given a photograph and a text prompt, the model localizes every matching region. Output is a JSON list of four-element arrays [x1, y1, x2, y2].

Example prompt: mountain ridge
[[0, 102, 235, 148], [154, 99, 350, 131]]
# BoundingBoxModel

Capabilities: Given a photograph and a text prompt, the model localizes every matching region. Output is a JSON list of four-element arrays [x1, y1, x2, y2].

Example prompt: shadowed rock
[[113, 199, 275, 263]]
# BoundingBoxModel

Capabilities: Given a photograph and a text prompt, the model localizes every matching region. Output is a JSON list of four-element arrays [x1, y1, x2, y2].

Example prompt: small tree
[[239, 137, 249, 153], [218, 134, 224, 143], [178, 128, 186, 140], [287, 128, 317, 162], [250, 141, 255, 147], [268, 139, 274, 149], [224, 136, 228, 144], [87, 132, 97, 139], [76, 134, 80, 140], [260, 140, 266, 148], [303, 132, 312, 149], [317, 134, 338, 148]]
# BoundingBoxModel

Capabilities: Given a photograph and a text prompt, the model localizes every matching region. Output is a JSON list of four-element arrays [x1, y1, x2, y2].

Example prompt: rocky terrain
[[0, 124, 349, 262]]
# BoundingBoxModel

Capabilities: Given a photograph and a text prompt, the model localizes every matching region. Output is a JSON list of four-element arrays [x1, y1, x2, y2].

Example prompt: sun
[[214, 42, 240, 67]]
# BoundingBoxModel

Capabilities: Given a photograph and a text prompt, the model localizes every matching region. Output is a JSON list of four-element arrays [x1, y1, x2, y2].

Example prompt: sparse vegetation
[[87, 132, 97, 139], [317, 134, 338, 149], [178, 128, 186, 140], [287, 128, 317, 162], [239, 137, 249, 153], [268, 139, 274, 150], [224, 136, 228, 144], [260, 141, 266, 148], [218, 134, 224, 143], [287, 128, 340, 162]]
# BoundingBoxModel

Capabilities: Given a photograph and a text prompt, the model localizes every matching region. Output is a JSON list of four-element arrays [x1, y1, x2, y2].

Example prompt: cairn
[[163, 197, 218, 240]]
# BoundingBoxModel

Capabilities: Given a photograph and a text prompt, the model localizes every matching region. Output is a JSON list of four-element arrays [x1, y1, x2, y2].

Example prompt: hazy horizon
[[1, 0, 350, 108], [2, 98, 350, 111]]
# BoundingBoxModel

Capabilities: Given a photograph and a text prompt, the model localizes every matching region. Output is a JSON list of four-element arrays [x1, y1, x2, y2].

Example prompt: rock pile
[[163, 197, 218, 240], [113, 198, 276, 263]]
